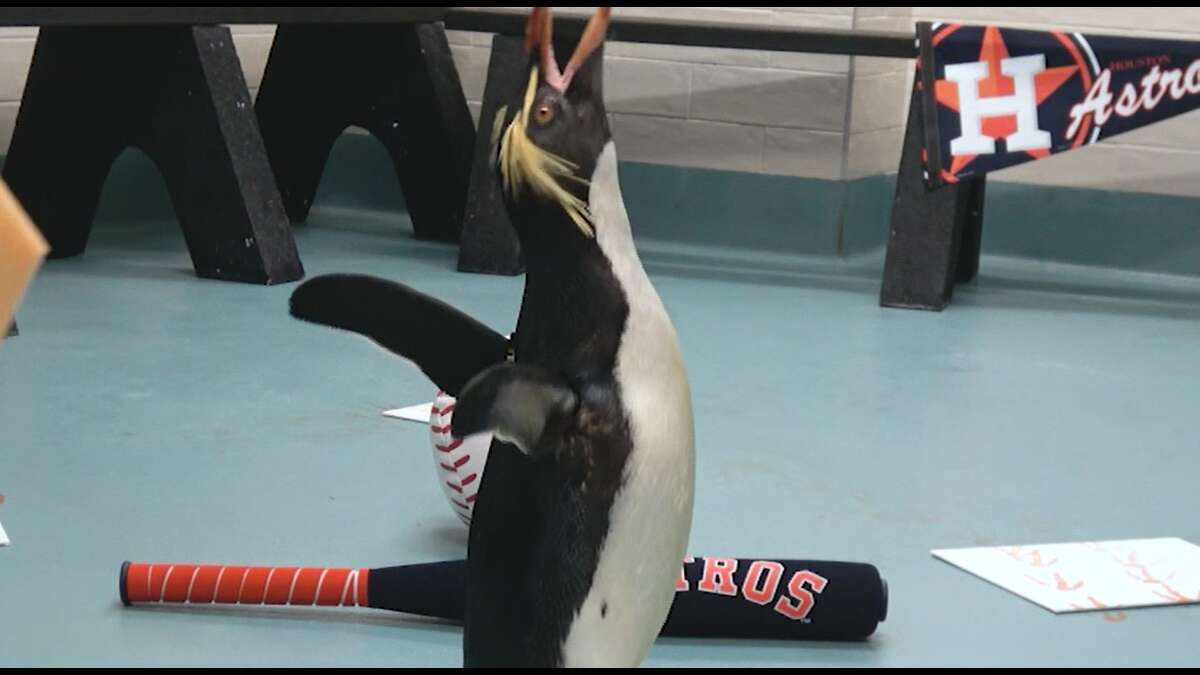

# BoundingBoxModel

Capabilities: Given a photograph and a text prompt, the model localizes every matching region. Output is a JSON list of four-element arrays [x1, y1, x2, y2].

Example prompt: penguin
[[288, 7, 695, 667]]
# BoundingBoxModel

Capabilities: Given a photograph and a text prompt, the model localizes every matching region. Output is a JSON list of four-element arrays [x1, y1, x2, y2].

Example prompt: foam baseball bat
[[121, 555, 887, 641]]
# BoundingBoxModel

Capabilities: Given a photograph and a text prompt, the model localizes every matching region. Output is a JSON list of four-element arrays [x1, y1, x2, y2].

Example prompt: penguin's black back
[[463, 207, 635, 667]]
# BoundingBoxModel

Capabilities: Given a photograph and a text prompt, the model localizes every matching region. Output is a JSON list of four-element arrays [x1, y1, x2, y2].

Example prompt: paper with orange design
[[933, 538, 1200, 613]]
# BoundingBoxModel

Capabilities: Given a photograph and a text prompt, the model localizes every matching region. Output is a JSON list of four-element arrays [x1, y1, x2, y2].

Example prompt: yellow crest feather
[[497, 68, 595, 238], [490, 104, 508, 149]]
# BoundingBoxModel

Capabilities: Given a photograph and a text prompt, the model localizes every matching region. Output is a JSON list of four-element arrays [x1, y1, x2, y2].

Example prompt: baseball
[[429, 390, 492, 526]]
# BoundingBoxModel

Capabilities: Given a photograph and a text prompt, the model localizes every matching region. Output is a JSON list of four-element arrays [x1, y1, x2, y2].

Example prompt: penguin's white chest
[[559, 142, 696, 667]]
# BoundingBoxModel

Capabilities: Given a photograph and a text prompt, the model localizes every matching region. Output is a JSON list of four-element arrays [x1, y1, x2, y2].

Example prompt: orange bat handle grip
[[120, 561, 369, 607]]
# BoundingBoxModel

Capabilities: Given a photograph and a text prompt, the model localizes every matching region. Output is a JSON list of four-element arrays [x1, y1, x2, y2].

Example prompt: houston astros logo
[[927, 23, 1200, 186], [1067, 58, 1200, 138], [933, 24, 1095, 180], [676, 556, 830, 622], [945, 53, 1051, 156]]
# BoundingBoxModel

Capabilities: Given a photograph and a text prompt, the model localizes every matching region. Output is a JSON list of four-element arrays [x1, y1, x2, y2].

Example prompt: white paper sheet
[[933, 537, 1200, 613], [382, 402, 435, 424], [0, 519, 9, 547]]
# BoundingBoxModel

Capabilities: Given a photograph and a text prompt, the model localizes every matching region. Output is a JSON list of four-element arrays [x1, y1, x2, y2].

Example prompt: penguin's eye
[[534, 103, 555, 125]]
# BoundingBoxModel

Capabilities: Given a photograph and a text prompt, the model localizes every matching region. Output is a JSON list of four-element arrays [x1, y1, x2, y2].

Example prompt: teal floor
[[2, 205, 1200, 667]]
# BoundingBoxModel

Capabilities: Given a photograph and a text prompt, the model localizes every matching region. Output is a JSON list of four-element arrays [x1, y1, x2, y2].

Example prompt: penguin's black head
[[496, 7, 612, 241]]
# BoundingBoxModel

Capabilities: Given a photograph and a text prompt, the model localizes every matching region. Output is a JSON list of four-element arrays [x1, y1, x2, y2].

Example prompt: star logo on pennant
[[934, 26, 1079, 176]]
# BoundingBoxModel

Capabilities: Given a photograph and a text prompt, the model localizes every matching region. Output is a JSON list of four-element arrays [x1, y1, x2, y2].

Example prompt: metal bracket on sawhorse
[[879, 24, 986, 312], [3, 25, 303, 285]]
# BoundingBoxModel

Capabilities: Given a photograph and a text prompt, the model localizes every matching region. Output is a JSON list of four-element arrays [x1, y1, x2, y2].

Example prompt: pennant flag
[[921, 22, 1200, 187]]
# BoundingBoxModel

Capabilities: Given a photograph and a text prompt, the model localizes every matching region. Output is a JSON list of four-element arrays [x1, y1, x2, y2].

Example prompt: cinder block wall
[[1, 8, 1197, 196], [449, 7, 859, 182]]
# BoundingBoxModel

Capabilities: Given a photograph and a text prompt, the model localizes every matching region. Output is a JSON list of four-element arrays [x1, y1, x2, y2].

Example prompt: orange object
[[121, 562, 370, 607], [0, 180, 49, 338]]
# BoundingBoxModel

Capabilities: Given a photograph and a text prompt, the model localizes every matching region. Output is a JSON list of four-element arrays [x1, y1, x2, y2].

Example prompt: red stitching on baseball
[[433, 393, 477, 520]]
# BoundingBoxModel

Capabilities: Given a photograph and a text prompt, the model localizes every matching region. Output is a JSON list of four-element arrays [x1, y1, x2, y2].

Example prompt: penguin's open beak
[[524, 7, 611, 94]]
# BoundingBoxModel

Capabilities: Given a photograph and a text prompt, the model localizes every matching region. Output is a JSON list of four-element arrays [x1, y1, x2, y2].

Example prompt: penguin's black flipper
[[289, 273, 509, 397], [452, 363, 578, 456]]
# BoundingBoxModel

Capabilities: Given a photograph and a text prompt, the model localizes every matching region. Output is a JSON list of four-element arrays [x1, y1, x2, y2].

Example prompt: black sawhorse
[[0, 8, 469, 292], [254, 22, 474, 244], [878, 22, 985, 312]]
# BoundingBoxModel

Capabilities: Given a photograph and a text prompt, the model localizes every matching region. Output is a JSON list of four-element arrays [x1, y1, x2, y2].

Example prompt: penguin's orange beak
[[524, 7, 611, 94]]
